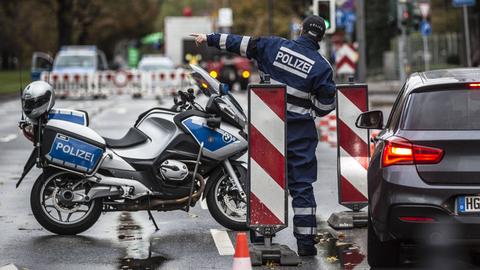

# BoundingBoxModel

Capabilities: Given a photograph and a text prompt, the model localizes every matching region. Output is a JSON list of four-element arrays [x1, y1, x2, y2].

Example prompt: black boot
[[297, 244, 317, 256]]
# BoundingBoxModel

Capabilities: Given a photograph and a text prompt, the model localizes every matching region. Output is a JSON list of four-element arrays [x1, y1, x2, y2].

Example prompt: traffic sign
[[218, 8, 233, 27], [335, 43, 358, 75], [452, 0, 476, 7], [344, 11, 356, 34], [419, 3, 431, 19], [420, 20, 432, 36]]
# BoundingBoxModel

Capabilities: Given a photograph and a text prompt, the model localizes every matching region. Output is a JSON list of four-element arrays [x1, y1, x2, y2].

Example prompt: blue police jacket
[[207, 33, 336, 121]]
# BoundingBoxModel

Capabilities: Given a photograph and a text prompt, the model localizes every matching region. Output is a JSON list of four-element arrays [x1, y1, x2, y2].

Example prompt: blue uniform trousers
[[287, 118, 318, 246]]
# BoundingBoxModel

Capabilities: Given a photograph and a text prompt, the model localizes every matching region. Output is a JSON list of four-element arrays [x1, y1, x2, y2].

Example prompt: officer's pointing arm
[[206, 33, 259, 59], [312, 67, 336, 117]]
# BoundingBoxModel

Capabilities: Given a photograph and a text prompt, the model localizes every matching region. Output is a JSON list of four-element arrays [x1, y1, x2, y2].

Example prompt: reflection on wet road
[[0, 94, 367, 270], [117, 212, 168, 270], [2, 94, 480, 269]]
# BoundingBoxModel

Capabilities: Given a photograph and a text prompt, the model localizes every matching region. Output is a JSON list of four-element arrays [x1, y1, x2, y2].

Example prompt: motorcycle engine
[[159, 160, 189, 181]]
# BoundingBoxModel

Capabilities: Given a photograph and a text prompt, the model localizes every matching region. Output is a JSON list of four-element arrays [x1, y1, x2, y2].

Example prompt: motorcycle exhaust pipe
[[150, 173, 205, 207], [86, 186, 122, 201], [111, 174, 205, 211], [86, 174, 152, 199]]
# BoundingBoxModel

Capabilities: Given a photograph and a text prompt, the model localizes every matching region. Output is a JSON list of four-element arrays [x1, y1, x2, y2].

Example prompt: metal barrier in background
[[40, 69, 192, 98], [247, 81, 299, 266]]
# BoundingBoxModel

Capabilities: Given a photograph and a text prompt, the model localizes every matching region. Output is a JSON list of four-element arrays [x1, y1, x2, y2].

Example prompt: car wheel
[[368, 211, 400, 267]]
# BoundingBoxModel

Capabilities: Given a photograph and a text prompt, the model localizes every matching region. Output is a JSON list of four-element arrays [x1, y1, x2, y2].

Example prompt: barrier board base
[[250, 243, 300, 266], [327, 211, 368, 230]]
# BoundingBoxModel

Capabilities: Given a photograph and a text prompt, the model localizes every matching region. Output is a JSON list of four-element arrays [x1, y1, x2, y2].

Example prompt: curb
[[0, 93, 20, 103]]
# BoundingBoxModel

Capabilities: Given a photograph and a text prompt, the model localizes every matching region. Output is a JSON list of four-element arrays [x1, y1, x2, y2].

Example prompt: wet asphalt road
[[0, 92, 367, 270], [0, 92, 478, 270]]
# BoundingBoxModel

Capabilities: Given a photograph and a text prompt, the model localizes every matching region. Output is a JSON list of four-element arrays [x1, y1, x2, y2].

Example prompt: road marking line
[[210, 229, 235, 256], [200, 199, 208, 210], [0, 134, 17, 143], [0, 264, 19, 270], [115, 107, 127, 114]]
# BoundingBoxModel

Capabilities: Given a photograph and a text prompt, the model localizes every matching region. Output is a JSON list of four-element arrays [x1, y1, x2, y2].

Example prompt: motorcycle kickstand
[[147, 196, 159, 231]]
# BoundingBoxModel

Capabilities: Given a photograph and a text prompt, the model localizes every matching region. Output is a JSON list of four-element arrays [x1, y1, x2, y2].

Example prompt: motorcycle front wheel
[[206, 164, 248, 231], [30, 170, 102, 235]]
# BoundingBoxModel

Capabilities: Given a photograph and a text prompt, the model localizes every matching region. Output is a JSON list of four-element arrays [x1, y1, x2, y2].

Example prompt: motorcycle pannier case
[[42, 119, 106, 174], [48, 108, 89, 126]]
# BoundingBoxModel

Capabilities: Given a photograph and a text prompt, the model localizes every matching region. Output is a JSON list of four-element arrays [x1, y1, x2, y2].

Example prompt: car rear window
[[403, 89, 480, 130]]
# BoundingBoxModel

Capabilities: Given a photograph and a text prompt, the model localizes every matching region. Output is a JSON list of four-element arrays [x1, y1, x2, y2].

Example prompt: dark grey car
[[356, 68, 480, 267]]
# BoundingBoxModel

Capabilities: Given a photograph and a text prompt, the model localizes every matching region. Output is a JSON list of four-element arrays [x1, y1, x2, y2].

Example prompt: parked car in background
[[138, 55, 175, 71], [356, 68, 480, 267], [31, 46, 108, 79], [31, 46, 108, 98], [137, 55, 184, 99], [52, 46, 108, 73], [206, 54, 251, 91], [31, 52, 53, 81]]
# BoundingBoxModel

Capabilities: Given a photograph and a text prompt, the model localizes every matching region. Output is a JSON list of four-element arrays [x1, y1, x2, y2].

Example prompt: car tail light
[[469, 82, 480, 89], [399, 216, 435, 223], [382, 136, 444, 167]]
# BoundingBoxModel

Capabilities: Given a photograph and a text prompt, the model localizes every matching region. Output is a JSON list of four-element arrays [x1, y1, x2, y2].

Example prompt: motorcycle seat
[[103, 127, 148, 149]]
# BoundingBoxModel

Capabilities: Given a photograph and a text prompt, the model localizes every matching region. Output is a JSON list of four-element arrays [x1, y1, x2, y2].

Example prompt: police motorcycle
[[17, 65, 248, 235]]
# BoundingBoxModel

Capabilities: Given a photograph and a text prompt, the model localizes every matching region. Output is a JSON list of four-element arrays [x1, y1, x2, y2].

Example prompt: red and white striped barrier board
[[317, 112, 337, 147], [336, 84, 369, 210], [247, 83, 287, 232], [335, 44, 359, 75]]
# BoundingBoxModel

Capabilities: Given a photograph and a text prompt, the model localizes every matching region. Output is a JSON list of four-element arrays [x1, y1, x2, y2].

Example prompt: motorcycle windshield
[[189, 64, 219, 96]]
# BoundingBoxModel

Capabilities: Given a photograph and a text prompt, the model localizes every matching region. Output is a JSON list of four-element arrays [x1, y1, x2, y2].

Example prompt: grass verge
[[0, 70, 30, 95]]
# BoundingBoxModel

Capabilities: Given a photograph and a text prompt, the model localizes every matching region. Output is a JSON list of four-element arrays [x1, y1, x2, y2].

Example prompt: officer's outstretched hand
[[190, 33, 207, 47]]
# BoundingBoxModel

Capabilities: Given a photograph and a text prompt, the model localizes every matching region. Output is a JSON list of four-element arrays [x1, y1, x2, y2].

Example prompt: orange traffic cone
[[232, 232, 252, 270]]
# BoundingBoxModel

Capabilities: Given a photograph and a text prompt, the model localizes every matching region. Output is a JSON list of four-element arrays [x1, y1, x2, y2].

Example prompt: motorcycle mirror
[[187, 88, 195, 101]]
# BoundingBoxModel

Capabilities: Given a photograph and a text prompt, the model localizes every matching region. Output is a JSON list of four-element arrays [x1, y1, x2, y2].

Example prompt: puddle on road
[[317, 230, 366, 270], [116, 212, 168, 270]]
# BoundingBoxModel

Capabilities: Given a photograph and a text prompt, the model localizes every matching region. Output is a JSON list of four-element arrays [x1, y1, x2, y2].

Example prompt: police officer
[[192, 15, 336, 256]]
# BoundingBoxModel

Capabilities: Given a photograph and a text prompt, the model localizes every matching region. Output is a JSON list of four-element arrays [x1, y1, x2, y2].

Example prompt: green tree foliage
[[0, 0, 160, 68], [228, 0, 295, 37], [0, 1, 56, 68], [154, 0, 211, 31], [430, 0, 462, 33]]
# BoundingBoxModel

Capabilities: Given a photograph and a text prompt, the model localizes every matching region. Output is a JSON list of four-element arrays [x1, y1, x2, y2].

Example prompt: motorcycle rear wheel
[[30, 170, 102, 235]]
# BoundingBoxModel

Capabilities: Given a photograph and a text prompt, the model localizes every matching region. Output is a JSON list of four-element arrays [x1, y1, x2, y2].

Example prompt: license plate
[[457, 196, 480, 213]]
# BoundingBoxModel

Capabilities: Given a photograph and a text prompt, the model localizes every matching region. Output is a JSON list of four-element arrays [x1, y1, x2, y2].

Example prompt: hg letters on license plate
[[457, 196, 480, 213]]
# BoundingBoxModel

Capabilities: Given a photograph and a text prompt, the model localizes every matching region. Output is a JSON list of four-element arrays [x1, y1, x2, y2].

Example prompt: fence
[[40, 69, 192, 98], [381, 32, 464, 80]]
